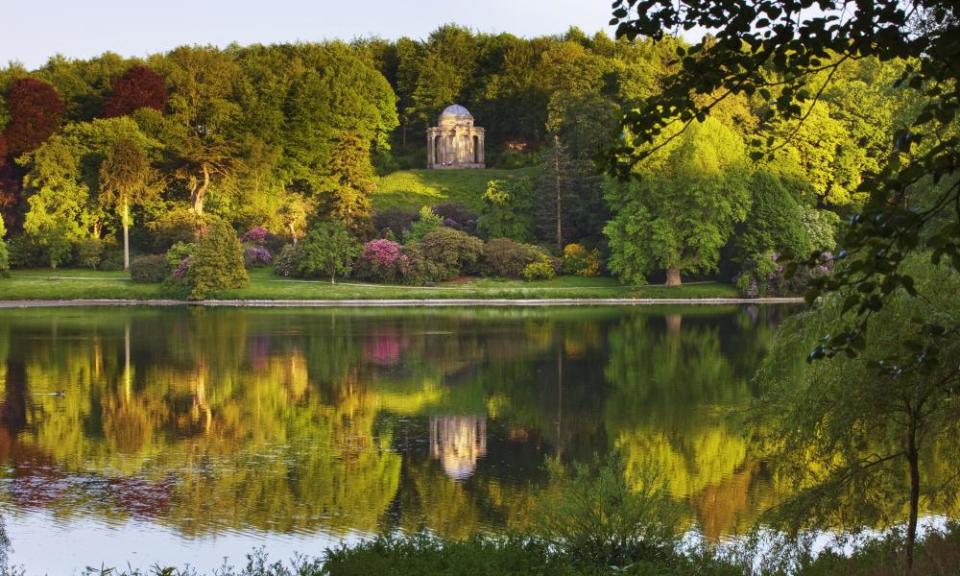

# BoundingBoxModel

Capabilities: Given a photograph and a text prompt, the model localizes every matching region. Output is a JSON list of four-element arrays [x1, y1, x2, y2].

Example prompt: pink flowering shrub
[[241, 226, 271, 245], [356, 239, 408, 283]]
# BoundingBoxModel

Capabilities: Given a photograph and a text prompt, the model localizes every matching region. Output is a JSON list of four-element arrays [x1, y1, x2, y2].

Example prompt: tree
[[19, 117, 158, 266], [186, 219, 249, 299], [477, 178, 534, 241], [604, 118, 750, 286], [757, 260, 960, 573], [161, 46, 242, 215], [2, 78, 64, 157], [610, 2, 959, 571], [99, 136, 160, 270], [609, 0, 960, 358], [735, 171, 810, 263], [102, 65, 168, 118], [297, 220, 361, 284]]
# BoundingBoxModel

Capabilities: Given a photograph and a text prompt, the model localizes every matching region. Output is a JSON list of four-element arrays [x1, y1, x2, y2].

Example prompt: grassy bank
[[374, 167, 539, 211], [0, 269, 743, 301], [49, 525, 960, 576]]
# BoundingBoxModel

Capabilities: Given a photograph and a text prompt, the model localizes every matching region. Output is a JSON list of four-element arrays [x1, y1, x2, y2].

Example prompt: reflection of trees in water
[[603, 311, 774, 537], [0, 307, 787, 541]]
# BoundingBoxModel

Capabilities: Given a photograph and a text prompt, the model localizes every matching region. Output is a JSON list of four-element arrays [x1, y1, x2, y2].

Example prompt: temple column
[[427, 130, 434, 168]]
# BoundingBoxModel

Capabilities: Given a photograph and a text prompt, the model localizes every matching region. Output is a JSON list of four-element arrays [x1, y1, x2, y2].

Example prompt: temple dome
[[440, 104, 472, 119]]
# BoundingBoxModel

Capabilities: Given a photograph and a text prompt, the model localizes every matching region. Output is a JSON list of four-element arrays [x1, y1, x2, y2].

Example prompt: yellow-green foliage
[[375, 167, 540, 212], [0, 216, 9, 276], [561, 244, 601, 277]]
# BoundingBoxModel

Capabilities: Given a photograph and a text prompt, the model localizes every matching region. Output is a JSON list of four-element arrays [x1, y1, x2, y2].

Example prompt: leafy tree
[[609, 0, 960, 361], [278, 192, 310, 245], [102, 65, 168, 118], [757, 260, 960, 572], [2, 78, 65, 157], [604, 118, 750, 286], [99, 136, 160, 269], [160, 46, 242, 214], [297, 220, 361, 284], [735, 171, 809, 262], [186, 218, 249, 299], [477, 178, 534, 242]]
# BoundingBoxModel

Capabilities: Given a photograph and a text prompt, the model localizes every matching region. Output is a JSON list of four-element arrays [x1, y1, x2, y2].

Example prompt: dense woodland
[[0, 25, 927, 294]]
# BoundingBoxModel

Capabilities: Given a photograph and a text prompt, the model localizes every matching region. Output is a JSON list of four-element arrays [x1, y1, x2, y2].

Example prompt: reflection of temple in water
[[429, 416, 487, 480]]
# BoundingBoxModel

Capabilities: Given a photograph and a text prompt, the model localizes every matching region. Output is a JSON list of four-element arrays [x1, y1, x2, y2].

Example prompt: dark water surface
[[0, 305, 792, 574]]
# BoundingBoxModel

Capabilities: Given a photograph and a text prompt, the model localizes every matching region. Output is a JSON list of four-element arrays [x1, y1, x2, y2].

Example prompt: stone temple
[[427, 104, 485, 169]]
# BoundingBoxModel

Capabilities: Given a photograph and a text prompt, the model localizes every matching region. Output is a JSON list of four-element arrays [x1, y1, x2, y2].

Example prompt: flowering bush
[[356, 239, 408, 283], [244, 245, 273, 267], [561, 244, 602, 277], [241, 226, 271, 245]]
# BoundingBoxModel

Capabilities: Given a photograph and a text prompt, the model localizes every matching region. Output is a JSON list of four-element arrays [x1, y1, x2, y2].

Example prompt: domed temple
[[427, 104, 486, 169]]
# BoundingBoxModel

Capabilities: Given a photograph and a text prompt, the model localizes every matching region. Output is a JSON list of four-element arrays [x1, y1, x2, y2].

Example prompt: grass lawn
[[0, 268, 742, 301], [374, 167, 540, 212]]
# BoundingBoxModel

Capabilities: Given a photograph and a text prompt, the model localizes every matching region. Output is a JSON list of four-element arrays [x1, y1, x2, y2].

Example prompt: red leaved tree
[[2, 78, 65, 157], [102, 65, 167, 117]]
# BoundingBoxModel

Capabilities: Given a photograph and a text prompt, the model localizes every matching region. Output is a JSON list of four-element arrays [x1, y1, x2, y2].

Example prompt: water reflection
[[430, 416, 487, 480], [0, 305, 799, 572]]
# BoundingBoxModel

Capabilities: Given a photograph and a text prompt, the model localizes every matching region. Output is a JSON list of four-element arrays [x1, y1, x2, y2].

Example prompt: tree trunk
[[192, 164, 210, 215], [554, 138, 563, 252], [289, 223, 298, 246], [665, 267, 682, 287], [905, 417, 920, 576], [122, 199, 130, 271]]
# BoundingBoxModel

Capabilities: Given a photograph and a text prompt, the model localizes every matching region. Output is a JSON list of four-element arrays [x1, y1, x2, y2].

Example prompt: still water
[[0, 305, 790, 574]]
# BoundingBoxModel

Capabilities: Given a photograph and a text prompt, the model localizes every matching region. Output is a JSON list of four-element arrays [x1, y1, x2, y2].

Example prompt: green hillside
[[373, 167, 540, 212]]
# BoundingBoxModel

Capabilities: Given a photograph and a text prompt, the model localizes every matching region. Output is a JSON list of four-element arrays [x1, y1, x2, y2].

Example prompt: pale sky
[[0, 0, 616, 70]]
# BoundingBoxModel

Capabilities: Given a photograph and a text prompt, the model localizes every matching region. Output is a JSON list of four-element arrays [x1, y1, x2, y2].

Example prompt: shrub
[[75, 237, 104, 269], [398, 244, 444, 285], [129, 254, 170, 283], [419, 227, 484, 280], [241, 225, 271, 245], [523, 260, 557, 281], [374, 208, 418, 239], [183, 219, 249, 299], [432, 202, 478, 234], [244, 245, 273, 267], [165, 241, 194, 268], [99, 249, 125, 271], [482, 238, 545, 278], [296, 221, 361, 283], [273, 244, 302, 277], [356, 239, 407, 283], [404, 206, 443, 243], [561, 244, 602, 277], [6, 235, 46, 269]]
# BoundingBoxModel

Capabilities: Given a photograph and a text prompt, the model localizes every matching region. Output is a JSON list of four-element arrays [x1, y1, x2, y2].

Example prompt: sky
[[0, 0, 616, 70]]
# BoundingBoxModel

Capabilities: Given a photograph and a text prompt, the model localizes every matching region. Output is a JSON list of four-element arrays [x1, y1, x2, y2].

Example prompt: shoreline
[[0, 297, 805, 308]]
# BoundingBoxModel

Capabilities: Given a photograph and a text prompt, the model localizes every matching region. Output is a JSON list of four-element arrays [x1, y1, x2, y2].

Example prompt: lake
[[0, 305, 792, 574]]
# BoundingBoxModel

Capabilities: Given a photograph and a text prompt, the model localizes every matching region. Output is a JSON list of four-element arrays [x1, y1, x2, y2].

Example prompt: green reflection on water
[[0, 306, 789, 541]]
